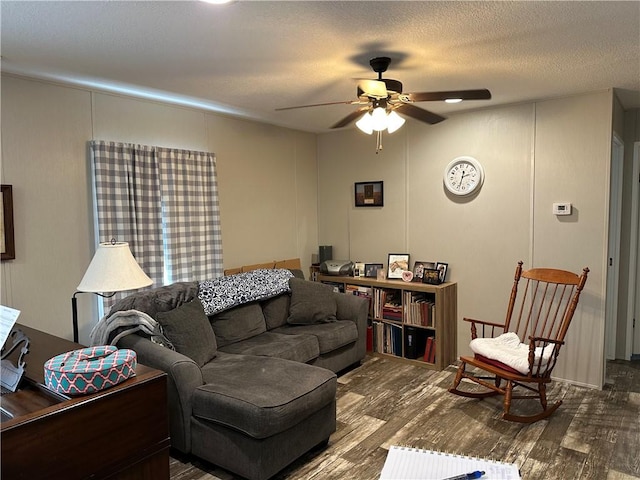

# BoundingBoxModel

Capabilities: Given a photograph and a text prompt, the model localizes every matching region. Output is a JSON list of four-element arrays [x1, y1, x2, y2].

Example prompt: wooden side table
[[1, 324, 170, 479]]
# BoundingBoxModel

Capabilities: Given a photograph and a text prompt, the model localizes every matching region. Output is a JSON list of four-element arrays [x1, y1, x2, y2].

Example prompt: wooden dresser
[[1, 324, 170, 479]]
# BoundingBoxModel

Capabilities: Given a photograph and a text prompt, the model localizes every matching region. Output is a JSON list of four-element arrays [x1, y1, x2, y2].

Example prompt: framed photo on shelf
[[387, 253, 410, 279], [1, 184, 15, 261], [412, 261, 429, 282], [423, 268, 441, 285], [436, 262, 449, 283], [354, 181, 383, 207], [364, 263, 383, 278], [364, 263, 384, 278]]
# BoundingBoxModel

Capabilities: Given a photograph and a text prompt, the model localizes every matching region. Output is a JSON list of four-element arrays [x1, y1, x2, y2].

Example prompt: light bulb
[[445, 98, 462, 104]]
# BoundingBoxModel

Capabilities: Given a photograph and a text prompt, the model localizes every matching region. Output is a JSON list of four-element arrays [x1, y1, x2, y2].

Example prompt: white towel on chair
[[469, 332, 552, 375]]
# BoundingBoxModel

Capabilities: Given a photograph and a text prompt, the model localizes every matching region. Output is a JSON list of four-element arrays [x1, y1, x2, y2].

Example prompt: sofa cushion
[[287, 278, 337, 325], [155, 299, 217, 367], [217, 331, 319, 363], [196, 352, 336, 439], [261, 294, 291, 330], [209, 302, 267, 348], [272, 320, 358, 354]]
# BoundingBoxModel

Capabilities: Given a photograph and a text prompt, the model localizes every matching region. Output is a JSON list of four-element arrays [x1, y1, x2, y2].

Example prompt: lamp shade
[[355, 112, 374, 134], [77, 241, 152, 293], [370, 106, 388, 131], [386, 110, 406, 133]]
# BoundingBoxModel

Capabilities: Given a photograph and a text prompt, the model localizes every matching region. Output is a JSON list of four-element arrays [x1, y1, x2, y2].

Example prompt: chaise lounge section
[[108, 269, 368, 480]]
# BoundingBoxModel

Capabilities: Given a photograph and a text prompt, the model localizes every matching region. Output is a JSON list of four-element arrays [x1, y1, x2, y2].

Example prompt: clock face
[[443, 156, 484, 196]]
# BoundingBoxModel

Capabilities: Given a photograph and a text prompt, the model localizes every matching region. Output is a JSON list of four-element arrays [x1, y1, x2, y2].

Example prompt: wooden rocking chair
[[449, 261, 589, 423]]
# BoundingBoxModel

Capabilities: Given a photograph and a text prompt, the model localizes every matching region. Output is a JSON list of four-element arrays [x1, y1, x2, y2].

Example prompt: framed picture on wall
[[387, 253, 410, 279], [1, 185, 15, 261], [355, 181, 383, 207]]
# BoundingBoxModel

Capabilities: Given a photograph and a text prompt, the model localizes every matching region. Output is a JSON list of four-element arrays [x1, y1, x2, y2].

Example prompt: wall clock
[[443, 156, 484, 196]]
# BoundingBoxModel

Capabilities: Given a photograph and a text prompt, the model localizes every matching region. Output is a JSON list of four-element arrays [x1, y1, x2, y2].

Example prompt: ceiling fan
[[276, 56, 492, 134]]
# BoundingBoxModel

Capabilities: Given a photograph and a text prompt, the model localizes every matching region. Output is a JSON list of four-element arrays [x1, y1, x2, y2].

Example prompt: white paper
[[380, 446, 521, 480], [0, 305, 21, 348]]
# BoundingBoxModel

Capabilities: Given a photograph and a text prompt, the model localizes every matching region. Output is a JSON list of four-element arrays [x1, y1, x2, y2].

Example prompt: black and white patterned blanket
[[198, 268, 294, 316]]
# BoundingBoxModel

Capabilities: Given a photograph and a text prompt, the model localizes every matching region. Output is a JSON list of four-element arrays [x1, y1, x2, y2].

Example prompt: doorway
[[629, 142, 640, 359], [605, 135, 623, 360]]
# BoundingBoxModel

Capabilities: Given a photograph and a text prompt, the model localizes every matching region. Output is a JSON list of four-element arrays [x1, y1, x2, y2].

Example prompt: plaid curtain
[[90, 141, 223, 306], [156, 146, 223, 283]]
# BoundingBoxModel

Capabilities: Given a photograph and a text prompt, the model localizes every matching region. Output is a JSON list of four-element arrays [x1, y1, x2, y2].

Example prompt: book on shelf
[[380, 445, 521, 479], [380, 289, 402, 321], [346, 284, 372, 297], [375, 322, 403, 357], [372, 321, 398, 356], [347, 284, 373, 313], [402, 291, 435, 327], [423, 336, 436, 364], [373, 321, 383, 354], [383, 306, 403, 322], [389, 323, 402, 356]]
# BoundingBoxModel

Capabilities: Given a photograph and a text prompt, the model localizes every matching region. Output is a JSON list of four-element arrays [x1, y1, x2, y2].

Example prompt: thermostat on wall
[[553, 202, 572, 216]]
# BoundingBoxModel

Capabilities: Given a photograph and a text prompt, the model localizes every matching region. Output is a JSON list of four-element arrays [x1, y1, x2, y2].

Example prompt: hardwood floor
[[170, 356, 640, 480]]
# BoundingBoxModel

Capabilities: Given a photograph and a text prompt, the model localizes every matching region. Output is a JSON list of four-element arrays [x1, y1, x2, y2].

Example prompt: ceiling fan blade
[[405, 89, 492, 102], [357, 80, 387, 99], [331, 107, 370, 129], [275, 100, 359, 111], [396, 104, 446, 125]]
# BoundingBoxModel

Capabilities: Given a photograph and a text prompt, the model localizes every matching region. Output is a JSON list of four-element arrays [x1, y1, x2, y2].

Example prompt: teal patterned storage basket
[[44, 346, 136, 395]]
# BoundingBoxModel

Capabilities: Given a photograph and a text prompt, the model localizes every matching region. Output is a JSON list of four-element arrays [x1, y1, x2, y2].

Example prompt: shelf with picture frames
[[318, 274, 457, 370]]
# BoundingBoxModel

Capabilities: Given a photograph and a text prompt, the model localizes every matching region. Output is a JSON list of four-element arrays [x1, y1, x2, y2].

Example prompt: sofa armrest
[[117, 334, 204, 453], [334, 293, 369, 360]]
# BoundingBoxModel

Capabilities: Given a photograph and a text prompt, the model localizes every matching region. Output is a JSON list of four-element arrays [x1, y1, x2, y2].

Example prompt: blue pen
[[442, 471, 485, 480]]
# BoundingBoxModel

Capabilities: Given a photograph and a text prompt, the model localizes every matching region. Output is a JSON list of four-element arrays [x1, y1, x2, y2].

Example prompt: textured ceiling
[[2, 1, 639, 133]]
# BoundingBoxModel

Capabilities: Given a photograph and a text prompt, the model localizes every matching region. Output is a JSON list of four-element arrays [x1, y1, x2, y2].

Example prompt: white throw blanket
[[90, 309, 173, 348], [469, 332, 553, 375]]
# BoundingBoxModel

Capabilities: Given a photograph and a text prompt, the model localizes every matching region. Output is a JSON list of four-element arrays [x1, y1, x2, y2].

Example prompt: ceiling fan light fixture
[[355, 112, 374, 134], [445, 98, 463, 104], [386, 110, 405, 133]]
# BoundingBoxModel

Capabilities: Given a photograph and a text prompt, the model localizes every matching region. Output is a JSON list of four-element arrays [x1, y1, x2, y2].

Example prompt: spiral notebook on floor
[[380, 445, 521, 480]]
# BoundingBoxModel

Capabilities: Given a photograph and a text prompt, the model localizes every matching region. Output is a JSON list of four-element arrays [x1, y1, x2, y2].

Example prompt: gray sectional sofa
[[108, 270, 368, 480]]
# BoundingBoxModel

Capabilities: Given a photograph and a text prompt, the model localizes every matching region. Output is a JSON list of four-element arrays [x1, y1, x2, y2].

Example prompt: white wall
[[1, 75, 317, 344], [318, 91, 614, 388], [532, 93, 611, 383], [1, 76, 93, 342], [206, 114, 318, 268]]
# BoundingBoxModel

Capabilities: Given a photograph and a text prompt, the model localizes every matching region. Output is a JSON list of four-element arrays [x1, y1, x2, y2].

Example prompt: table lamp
[[71, 240, 153, 343]]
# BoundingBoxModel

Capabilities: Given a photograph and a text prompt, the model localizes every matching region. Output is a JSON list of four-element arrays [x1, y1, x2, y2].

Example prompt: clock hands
[[458, 169, 469, 188]]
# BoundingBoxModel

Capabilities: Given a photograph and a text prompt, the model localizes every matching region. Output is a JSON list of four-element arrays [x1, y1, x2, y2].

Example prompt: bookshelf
[[318, 275, 457, 370]]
